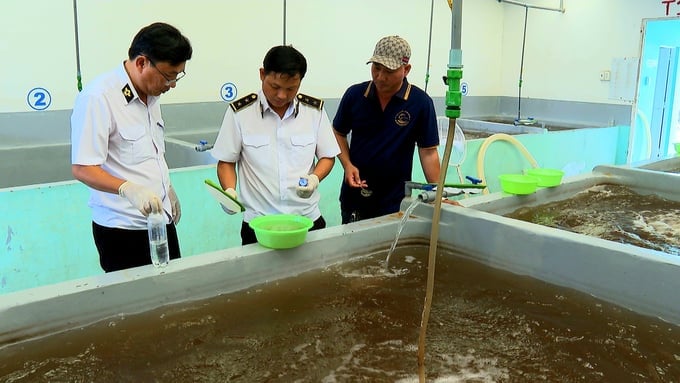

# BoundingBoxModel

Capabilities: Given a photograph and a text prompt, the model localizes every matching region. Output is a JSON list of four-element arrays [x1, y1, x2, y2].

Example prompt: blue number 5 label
[[27, 87, 52, 111], [220, 83, 237, 102]]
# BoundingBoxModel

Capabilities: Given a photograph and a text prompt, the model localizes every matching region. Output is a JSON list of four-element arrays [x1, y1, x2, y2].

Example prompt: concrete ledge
[[0, 213, 432, 347]]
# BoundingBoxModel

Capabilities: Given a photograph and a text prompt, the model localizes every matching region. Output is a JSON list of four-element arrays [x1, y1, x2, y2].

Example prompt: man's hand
[[168, 185, 181, 224], [344, 165, 367, 188], [118, 181, 162, 216], [221, 188, 239, 214], [296, 174, 319, 199]]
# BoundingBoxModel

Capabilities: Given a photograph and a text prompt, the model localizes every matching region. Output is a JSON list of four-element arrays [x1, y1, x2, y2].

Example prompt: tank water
[[147, 212, 169, 267]]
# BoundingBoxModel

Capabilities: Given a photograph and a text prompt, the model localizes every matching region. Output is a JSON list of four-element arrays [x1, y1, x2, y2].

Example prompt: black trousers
[[241, 216, 327, 246], [92, 221, 181, 272]]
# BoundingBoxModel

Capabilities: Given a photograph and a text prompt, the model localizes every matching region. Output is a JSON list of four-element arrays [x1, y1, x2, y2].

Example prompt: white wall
[[0, 0, 676, 114], [498, 0, 669, 103]]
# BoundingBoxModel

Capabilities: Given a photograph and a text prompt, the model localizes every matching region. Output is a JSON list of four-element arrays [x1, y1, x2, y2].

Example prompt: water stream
[[385, 198, 420, 269]]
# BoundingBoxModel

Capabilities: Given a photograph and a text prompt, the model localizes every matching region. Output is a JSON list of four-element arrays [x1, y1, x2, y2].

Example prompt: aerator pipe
[[73, 0, 82, 91], [282, 0, 287, 45], [450, 0, 462, 53]]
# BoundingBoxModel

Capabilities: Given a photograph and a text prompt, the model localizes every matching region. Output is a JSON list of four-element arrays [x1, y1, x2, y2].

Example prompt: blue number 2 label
[[27, 87, 52, 111], [220, 83, 237, 102]]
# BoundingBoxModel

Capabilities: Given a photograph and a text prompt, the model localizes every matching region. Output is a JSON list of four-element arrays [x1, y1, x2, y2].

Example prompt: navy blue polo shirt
[[333, 79, 438, 217]]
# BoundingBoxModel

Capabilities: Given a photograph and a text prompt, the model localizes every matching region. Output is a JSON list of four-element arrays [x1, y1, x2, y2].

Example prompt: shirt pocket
[[243, 134, 270, 148], [242, 134, 271, 168], [118, 124, 154, 165], [290, 133, 316, 168]]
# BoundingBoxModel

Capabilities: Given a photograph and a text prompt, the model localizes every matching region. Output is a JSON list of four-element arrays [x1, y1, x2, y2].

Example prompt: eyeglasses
[[146, 57, 186, 86]]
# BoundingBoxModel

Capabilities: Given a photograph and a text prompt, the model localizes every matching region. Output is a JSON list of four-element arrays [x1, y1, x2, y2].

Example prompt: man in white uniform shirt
[[211, 45, 340, 245], [71, 22, 192, 272]]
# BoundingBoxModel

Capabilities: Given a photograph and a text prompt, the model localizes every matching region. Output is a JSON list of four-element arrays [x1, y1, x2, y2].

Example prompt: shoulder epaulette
[[121, 84, 134, 104], [296, 93, 324, 110], [230, 93, 258, 112]]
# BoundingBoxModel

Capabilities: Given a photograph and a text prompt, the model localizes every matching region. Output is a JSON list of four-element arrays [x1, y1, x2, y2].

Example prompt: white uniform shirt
[[71, 64, 172, 229], [211, 90, 340, 222]]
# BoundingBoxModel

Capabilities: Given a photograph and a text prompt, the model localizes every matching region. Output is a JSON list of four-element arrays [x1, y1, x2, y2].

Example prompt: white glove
[[168, 184, 181, 225], [296, 174, 319, 199], [118, 181, 163, 216], [221, 188, 238, 215]]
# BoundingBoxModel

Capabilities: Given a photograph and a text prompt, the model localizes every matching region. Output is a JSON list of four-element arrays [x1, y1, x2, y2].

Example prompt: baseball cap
[[366, 36, 411, 70]]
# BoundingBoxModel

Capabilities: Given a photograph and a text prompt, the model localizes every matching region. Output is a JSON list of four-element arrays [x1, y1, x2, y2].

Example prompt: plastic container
[[498, 174, 538, 195], [147, 212, 169, 267], [249, 214, 313, 249], [674, 142, 680, 154], [297, 177, 312, 198], [525, 168, 564, 187]]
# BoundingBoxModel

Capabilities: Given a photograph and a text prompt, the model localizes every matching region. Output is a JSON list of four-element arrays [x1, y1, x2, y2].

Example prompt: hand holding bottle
[[296, 174, 319, 199]]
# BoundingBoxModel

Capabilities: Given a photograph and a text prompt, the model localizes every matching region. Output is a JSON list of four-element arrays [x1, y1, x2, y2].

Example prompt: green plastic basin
[[249, 214, 313, 249], [525, 168, 565, 187], [498, 174, 538, 195], [674, 142, 680, 154]]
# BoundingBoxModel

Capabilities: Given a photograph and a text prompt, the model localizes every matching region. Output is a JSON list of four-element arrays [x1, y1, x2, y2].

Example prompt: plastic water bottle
[[147, 212, 169, 267], [296, 177, 310, 198]]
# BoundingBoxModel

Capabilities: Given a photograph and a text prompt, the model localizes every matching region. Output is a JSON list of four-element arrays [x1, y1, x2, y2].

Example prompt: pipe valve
[[195, 140, 214, 152]]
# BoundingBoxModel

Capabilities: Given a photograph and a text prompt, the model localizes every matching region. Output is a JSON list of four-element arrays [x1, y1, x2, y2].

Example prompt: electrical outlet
[[600, 70, 611, 81]]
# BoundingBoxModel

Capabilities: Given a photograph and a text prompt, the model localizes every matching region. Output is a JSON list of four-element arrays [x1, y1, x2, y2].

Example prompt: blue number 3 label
[[27, 87, 52, 111], [220, 83, 237, 102]]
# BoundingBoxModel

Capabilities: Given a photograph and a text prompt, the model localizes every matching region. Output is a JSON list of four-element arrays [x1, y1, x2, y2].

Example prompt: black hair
[[262, 45, 307, 79], [128, 22, 192, 65]]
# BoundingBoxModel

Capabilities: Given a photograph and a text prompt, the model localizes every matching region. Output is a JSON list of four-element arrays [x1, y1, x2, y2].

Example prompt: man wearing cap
[[333, 35, 441, 223]]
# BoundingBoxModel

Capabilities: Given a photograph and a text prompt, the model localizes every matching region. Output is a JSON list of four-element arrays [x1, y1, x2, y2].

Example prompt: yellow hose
[[417, 117, 455, 381], [476, 133, 539, 194]]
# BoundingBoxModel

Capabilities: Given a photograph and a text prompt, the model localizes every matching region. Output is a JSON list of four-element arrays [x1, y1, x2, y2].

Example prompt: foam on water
[[2, 246, 679, 381], [507, 184, 680, 255]]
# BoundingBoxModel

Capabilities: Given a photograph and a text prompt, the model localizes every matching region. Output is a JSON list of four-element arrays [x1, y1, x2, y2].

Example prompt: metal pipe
[[450, 0, 462, 52], [498, 0, 565, 13], [424, 0, 435, 92], [517, 6, 528, 122], [282, 0, 287, 45], [72, 0, 82, 91]]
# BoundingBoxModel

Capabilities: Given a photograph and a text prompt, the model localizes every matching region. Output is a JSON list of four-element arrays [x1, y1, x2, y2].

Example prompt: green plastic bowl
[[674, 142, 680, 154], [249, 214, 313, 249], [498, 174, 538, 195], [525, 168, 564, 187]]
